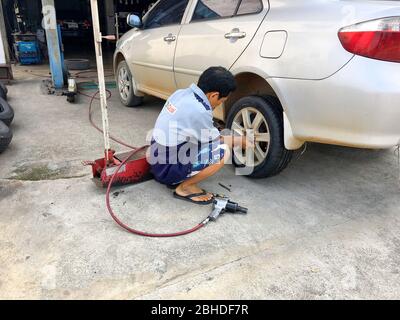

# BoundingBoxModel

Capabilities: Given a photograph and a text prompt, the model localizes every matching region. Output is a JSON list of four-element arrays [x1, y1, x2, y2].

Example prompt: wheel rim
[[231, 107, 271, 167], [118, 66, 131, 101]]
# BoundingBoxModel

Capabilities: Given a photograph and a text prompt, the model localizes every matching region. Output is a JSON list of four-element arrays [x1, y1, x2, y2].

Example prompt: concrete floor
[[1, 66, 400, 300]]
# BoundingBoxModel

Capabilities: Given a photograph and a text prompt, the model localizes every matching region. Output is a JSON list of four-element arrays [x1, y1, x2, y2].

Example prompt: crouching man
[[148, 67, 250, 205]]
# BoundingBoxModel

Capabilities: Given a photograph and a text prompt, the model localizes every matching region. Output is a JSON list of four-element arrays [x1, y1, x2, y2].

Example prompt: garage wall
[[0, 0, 9, 64], [0, 36, 6, 64], [104, 0, 115, 35]]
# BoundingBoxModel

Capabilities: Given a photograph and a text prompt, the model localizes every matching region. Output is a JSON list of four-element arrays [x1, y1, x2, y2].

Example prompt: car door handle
[[164, 34, 176, 42], [225, 28, 247, 40]]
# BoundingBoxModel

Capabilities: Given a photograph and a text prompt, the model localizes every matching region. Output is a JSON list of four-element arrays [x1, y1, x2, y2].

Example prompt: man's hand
[[221, 134, 255, 150], [244, 135, 255, 150]]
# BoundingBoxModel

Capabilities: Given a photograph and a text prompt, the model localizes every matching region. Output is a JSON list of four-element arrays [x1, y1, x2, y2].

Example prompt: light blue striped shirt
[[152, 84, 220, 147]]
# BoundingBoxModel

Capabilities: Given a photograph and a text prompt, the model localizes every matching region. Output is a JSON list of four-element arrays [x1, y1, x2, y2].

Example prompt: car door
[[174, 0, 269, 88], [128, 0, 191, 99]]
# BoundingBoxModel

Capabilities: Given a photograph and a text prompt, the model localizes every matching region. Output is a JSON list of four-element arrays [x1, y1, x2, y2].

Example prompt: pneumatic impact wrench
[[208, 198, 248, 222]]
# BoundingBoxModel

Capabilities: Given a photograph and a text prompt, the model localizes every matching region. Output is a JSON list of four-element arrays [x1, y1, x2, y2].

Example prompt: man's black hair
[[198, 66, 237, 98]]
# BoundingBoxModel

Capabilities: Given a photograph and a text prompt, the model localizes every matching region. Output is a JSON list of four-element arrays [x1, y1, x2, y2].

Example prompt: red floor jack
[[86, 0, 151, 189], [89, 149, 152, 188]]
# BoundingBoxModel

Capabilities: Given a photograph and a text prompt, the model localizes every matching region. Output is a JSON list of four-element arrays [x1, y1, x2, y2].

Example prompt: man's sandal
[[173, 191, 214, 205]]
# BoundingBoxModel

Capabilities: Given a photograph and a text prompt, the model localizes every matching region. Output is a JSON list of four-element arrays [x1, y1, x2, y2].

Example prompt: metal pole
[[90, 0, 111, 160], [41, 0, 64, 89]]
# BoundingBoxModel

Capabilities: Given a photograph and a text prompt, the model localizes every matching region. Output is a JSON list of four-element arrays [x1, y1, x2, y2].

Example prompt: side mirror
[[127, 14, 142, 28]]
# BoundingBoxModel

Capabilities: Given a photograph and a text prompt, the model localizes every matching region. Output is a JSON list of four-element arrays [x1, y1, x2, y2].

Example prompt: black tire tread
[[0, 83, 6, 100], [65, 59, 91, 71], [0, 120, 12, 153], [262, 96, 293, 177], [0, 82, 8, 95], [0, 97, 14, 126]]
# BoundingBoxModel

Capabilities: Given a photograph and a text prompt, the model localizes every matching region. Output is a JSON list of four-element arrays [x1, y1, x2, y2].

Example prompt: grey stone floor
[[0, 66, 399, 299]]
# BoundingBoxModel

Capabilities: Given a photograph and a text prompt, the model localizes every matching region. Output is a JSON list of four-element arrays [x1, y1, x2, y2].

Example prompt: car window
[[237, 0, 263, 15], [192, 0, 263, 22], [192, 0, 241, 21], [143, 0, 189, 29]]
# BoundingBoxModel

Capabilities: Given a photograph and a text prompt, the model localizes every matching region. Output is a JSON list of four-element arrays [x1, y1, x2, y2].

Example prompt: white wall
[[0, 0, 9, 65], [0, 34, 6, 64]]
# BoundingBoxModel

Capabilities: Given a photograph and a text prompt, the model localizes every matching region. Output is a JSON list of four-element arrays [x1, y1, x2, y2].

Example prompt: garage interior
[[1, 0, 155, 69], [1, 0, 400, 300]]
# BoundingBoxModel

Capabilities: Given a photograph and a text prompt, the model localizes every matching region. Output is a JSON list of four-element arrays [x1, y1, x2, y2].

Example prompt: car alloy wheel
[[231, 107, 271, 167], [116, 61, 143, 107], [118, 66, 131, 101], [227, 96, 293, 178]]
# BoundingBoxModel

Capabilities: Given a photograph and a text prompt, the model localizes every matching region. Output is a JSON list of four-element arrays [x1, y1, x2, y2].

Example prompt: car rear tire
[[0, 120, 12, 153], [0, 83, 7, 100], [0, 97, 14, 126], [117, 61, 143, 108], [226, 95, 293, 178]]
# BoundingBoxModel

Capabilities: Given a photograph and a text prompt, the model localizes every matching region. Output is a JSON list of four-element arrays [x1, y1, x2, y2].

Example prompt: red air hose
[[85, 90, 210, 237], [88, 90, 138, 150], [105, 146, 209, 237]]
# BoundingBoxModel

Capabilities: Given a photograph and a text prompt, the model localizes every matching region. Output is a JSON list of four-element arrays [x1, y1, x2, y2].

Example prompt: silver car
[[114, 0, 400, 178]]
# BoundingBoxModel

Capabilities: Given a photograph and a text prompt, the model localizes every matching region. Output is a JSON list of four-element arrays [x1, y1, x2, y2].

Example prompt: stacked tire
[[0, 82, 8, 98], [0, 83, 14, 153]]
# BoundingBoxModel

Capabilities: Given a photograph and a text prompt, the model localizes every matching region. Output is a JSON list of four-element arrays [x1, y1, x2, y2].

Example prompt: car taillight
[[338, 17, 400, 63]]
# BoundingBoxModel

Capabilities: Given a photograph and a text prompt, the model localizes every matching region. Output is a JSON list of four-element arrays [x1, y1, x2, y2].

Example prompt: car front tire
[[116, 61, 143, 108], [226, 95, 293, 178]]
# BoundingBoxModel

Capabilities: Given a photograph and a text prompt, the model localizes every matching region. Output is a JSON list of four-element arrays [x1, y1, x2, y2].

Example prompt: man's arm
[[221, 134, 250, 150]]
